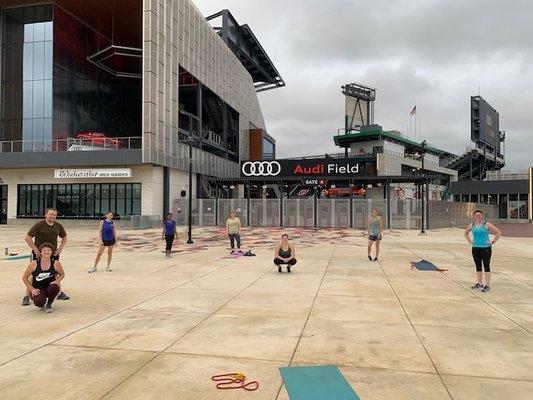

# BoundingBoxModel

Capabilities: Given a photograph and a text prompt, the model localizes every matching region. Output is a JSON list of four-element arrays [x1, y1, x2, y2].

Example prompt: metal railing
[[0, 137, 142, 153], [485, 171, 529, 181], [173, 198, 498, 230]]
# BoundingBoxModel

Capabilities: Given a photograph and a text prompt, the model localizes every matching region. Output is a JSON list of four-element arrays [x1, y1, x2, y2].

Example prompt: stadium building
[[0, 1, 283, 224]]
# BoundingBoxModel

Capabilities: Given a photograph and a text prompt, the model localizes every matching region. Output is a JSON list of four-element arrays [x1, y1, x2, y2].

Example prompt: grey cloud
[[194, 0, 532, 169]]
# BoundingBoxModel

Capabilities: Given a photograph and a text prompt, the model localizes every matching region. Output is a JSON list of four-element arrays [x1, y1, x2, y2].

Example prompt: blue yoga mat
[[411, 260, 448, 271], [280, 365, 360, 400]]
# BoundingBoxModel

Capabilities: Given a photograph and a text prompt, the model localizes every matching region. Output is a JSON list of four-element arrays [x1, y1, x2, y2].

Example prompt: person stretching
[[90, 211, 117, 273], [162, 212, 178, 257], [367, 209, 383, 261], [22, 243, 65, 313], [464, 210, 502, 293], [23, 207, 68, 305], [226, 212, 242, 251], [274, 234, 297, 273]]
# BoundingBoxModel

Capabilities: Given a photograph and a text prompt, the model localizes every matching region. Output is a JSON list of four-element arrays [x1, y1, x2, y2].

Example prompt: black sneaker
[[45, 301, 53, 313], [278, 265, 282, 273], [57, 292, 69, 300], [287, 265, 291, 273], [22, 295, 30, 306], [373, 257, 378, 262], [482, 285, 491, 293], [471, 283, 484, 289], [368, 255, 372, 261]]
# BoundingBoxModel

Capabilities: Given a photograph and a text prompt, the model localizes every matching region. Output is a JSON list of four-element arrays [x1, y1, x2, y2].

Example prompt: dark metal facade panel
[[451, 179, 528, 195], [0, 150, 142, 168]]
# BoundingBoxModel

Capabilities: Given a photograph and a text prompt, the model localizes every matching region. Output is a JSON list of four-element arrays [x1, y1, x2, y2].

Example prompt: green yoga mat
[[3, 254, 31, 261], [280, 365, 360, 400]]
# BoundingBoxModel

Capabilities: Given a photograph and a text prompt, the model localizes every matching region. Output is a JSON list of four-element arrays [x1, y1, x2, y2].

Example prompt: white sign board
[[54, 169, 132, 179]]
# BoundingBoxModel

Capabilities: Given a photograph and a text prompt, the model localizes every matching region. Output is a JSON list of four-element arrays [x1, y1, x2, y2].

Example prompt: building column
[[197, 82, 203, 150], [163, 167, 170, 218], [222, 102, 229, 159]]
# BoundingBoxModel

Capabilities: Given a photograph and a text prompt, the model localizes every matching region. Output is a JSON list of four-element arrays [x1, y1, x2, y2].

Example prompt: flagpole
[[413, 102, 418, 140]]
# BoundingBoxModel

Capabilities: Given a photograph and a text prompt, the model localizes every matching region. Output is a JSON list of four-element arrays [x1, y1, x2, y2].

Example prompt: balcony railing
[[0, 137, 142, 153]]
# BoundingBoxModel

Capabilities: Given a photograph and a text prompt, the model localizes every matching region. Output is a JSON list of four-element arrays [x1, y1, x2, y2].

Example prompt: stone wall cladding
[[142, 0, 266, 174]]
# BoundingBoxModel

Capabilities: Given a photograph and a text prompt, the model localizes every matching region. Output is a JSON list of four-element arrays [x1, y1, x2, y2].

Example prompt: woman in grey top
[[367, 209, 383, 261]]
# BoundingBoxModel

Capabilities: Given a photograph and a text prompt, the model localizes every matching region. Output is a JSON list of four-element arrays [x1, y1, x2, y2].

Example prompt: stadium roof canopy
[[206, 10, 285, 92], [334, 127, 446, 156]]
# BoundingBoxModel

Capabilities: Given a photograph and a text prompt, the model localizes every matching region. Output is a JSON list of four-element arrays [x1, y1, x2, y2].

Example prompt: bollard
[[4, 247, 8, 255]]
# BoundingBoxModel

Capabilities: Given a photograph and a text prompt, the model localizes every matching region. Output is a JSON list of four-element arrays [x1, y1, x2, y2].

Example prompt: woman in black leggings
[[162, 213, 178, 257], [464, 210, 501, 292], [22, 242, 65, 313], [274, 234, 297, 273]]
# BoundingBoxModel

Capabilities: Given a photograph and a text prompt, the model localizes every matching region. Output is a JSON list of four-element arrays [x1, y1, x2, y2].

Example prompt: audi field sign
[[240, 158, 372, 178]]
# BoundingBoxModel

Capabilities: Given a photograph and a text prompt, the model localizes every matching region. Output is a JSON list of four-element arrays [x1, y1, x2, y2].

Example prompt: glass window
[[470, 194, 478, 203], [262, 137, 275, 159], [509, 202, 519, 219], [85, 184, 94, 217], [31, 185, 39, 215], [498, 199, 508, 219], [461, 194, 469, 202], [2, 5, 53, 151], [17, 183, 141, 218], [18, 186, 26, 215], [480, 194, 488, 203], [488, 194, 498, 205], [509, 194, 518, 201], [44, 184, 53, 208]]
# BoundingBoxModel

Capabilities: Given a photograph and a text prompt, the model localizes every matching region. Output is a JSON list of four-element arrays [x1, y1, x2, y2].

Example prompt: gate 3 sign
[[241, 158, 375, 178]]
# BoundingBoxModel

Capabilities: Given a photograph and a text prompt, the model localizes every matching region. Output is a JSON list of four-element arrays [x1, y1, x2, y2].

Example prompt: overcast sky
[[194, 0, 532, 171]]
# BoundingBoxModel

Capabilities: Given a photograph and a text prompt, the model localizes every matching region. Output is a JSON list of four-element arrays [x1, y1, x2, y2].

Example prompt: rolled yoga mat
[[3, 254, 31, 261], [280, 365, 360, 400]]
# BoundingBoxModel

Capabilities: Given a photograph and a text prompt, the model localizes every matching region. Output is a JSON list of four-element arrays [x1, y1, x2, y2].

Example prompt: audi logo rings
[[242, 161, 282, 176]]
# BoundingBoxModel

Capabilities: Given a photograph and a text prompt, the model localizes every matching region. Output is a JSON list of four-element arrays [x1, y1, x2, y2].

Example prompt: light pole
[[420, 140, 427, 234], [179, 108, 200, 244], [187, 135, 194, 244]]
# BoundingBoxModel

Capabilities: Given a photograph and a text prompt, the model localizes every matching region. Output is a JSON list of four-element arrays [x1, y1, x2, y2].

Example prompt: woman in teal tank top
[[367, 209, 383, 261], [464, 210, 502, 293]]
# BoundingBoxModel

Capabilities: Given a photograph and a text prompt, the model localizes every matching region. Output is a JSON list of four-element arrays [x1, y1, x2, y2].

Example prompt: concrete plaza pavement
[[0, 224, 532, 399]]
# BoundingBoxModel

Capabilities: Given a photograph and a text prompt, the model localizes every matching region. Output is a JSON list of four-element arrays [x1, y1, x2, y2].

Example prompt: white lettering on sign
[[54, 169, 132, 179], [326, 163, 359, 174]]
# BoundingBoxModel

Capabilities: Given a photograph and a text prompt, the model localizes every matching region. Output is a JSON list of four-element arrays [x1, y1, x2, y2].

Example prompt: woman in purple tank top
[[89, 211, 117, 273]]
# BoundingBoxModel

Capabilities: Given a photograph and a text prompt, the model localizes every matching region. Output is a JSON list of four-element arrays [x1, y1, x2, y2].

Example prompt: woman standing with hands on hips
[[464, 210, 502, 293]]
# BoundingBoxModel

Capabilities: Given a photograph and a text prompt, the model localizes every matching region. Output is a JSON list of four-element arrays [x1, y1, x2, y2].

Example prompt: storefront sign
[[241, 158, 376, 178], [54, 169, 132, 179]]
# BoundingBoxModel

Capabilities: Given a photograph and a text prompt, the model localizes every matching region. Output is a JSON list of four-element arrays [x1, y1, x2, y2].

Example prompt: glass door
[[1, 186, 7, 224]]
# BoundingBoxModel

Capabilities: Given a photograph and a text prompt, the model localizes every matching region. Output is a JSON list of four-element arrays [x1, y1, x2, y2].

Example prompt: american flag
[[409, 105, 417, 116]]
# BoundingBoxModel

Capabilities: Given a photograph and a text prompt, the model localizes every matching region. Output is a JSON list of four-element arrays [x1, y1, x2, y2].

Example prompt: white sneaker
[[106, 265, 112, 272], [88, 267, 97, 273]]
